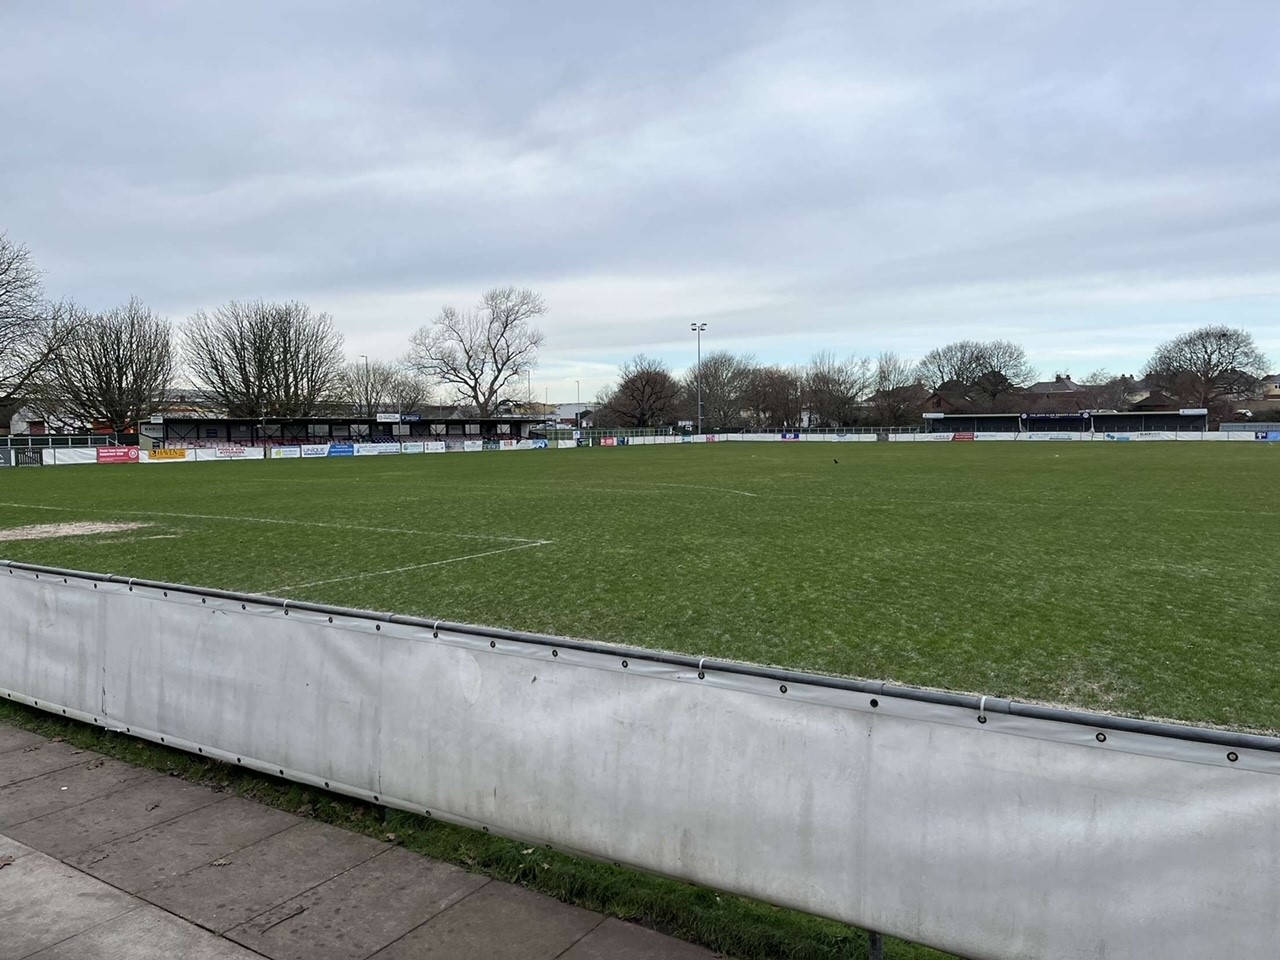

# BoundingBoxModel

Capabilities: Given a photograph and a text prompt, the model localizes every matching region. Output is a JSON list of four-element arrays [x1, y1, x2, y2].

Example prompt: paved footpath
[[0, 723, 720, 960]]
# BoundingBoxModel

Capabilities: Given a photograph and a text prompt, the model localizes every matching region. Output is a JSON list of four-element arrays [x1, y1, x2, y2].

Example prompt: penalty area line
[[272, 539, 555, 591]]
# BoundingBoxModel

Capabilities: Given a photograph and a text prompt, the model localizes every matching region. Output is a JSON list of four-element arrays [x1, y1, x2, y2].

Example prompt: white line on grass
[[0, 502, 544, 544], [272, 540, 553, 591]]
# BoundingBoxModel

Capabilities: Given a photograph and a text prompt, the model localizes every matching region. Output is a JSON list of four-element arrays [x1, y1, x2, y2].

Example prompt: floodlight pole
[[576, 380, 581, 430], [691, 322, 707, 434]]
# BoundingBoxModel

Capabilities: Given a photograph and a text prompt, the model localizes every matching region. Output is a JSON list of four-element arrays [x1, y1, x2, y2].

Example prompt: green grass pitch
[[2, 442, 1277, 732]]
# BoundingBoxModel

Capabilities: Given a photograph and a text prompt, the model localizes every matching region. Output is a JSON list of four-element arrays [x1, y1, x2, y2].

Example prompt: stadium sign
[[375, 413, 401, 423], [97, 447, 139, 464]]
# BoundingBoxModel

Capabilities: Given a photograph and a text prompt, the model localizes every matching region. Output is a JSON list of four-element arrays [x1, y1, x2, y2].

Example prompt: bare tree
[[1077, 369, 1138, 411], [682, 351, 754, 429], [805, 351, 871, 427], [407, 287, 546, 416], [743, 365, 804, 429], [1143, 326, 1268, 411], [599, 355, 682, 428], [340, 358, 400, 417], [868, 352, 924, 427], [0, 234, 71, 414], [388, 370, 435, 415], [916, 339, 1033, 410], [915, 340, 988, 391], [181, 300, 344, 417], [40, 298, 175, 432]]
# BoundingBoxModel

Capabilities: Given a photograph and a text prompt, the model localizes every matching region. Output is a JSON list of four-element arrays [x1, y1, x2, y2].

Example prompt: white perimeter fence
[[14, 429, 1280, 466], [2, 561, 1278, 959]]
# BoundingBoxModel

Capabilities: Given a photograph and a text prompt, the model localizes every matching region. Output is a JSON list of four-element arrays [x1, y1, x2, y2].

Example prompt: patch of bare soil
[[0, 522, 152, 542]]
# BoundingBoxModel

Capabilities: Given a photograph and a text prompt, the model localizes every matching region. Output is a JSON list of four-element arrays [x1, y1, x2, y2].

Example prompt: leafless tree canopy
[[1143, 326, 1269, 410], [743, 365, 804, 429], [598, 355, 682, 427], [0, 234, 70, 411], [338, 360, 435, 417], [868, 352, 924, 427], [804, 351, 871, 427], [1077, 369, 1139, 411], [181, 300, 344, 417], [407, 287, 546, 416], [40, 298, 175, 432], [916, 339, 1034, 410], [683, 351, 755, 428]]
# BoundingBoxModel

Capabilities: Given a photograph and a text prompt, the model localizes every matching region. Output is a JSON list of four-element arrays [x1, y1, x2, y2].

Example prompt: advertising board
[[97, 446, 139, 464], [301, 444, 330, 457], [270, 447, 302, 459]]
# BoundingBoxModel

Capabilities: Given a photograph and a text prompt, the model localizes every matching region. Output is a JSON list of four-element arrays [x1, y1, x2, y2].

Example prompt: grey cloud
[[2, 0, 1277, 388]]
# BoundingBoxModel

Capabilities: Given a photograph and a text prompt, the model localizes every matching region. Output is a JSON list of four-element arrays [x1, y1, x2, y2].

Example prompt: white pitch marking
[[0, 502, 543, 545], [274, 540, 554, 591]]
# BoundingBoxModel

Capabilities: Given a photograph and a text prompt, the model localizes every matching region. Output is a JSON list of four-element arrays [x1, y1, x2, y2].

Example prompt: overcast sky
[[3, 0, 1278, 399]]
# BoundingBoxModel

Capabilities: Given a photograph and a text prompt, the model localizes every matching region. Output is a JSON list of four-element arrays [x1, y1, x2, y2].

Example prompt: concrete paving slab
[[368, 880, 603, 960], [0, 758, 154, 828], [24, 904, 262, 960], [0, 834, 37, 862], [0, 740, 90, 787], [0, 725, 44, 755], [560, 917, 723, 960], [227, 846, 491, 960], [0, 849, 135, 960], [143, 819, 387, 933], [68, 795, 299, 893], [6, 775, 222, 859]]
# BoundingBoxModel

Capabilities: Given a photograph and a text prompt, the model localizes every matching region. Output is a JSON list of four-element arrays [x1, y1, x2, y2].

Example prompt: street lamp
[[691, 323, 707, 434]]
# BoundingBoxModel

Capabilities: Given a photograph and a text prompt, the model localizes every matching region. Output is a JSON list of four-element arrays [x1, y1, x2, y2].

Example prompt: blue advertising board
[[327, 443, 355, 457]]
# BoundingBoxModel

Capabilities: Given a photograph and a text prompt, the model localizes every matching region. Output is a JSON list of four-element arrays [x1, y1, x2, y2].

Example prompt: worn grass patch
[[0, 703, 949, 960], [2, 442, 1277, 729]]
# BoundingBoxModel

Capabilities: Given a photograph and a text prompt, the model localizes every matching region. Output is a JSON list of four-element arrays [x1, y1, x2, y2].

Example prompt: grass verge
[[0, 701, 955, 960]]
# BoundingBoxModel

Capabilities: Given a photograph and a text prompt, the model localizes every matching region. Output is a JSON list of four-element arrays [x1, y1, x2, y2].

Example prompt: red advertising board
[[951, 432, 976, 441], [97, 446, 139, 464]]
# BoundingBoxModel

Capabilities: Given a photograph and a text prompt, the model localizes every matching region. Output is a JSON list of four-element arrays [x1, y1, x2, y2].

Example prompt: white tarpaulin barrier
[[2, 563, 1278, 960]]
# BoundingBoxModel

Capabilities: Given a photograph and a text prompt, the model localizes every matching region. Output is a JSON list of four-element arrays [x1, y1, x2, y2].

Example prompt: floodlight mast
[[691, 323, 707, 434]]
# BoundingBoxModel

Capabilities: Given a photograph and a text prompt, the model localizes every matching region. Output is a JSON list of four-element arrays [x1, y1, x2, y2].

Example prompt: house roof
[[1028, 375, 1081, 394]]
